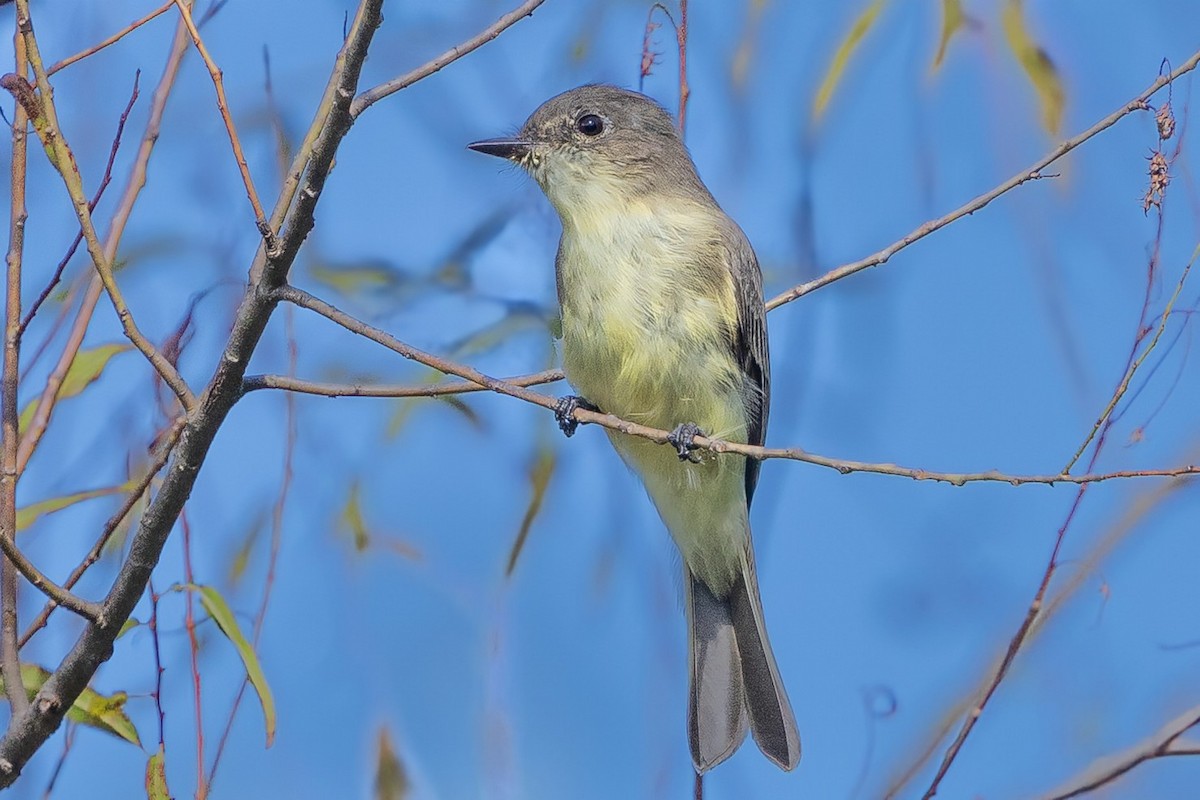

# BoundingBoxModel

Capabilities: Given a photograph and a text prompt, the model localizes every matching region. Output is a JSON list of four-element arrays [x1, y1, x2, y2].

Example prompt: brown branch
[[46, 0, 175, 75], [349, 0, 547, 118], [1039, 705, 1200, 800], [171, 0, 277, 253], [12, 9, 196, 411], [241, 369, 563, 399], [273, 287, 1200, 487], [766, 47, 1200, 311], [18, 71, 140, 337], [2, 23, 30, 721], [17, 8, 195, 476], [0, 0, 386, 785]]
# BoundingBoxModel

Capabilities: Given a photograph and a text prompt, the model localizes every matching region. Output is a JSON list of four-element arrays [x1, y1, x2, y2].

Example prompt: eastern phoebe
[[469, 85, 799, 773]]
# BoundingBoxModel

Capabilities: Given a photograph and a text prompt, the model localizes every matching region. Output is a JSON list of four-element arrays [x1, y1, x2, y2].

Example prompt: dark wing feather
[[721, 219, 770, 507]]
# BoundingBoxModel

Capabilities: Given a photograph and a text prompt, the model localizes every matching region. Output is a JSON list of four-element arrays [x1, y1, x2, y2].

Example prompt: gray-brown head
[[468, 85, 713, 216]]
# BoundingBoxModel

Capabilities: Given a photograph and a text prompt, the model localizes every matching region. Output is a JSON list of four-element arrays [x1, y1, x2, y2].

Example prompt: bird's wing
[[723, 220, 770, 507]]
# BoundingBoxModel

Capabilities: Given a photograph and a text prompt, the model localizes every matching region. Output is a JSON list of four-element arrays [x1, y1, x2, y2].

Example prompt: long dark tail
[[686, 559, 800, 773]]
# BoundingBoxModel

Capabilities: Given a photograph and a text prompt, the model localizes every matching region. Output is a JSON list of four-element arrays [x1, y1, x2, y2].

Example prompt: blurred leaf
[[434, 208, 517, 291], [1002, 0, 1065, 135], [932, 0, 965, 70], [16, 478, 137, 532], [1, 664, 140, 746], [145, 746, 169, 800], [228, 509, 268, 585], [506, 441, 557, 578], [375, 728, 410, 800], [117, 617, 141, 639], [812, 0, 887, 122], [19, 343, 130, 433], [310, 260, 407, 297], [195, 585, 276, 747], [732, 0, 770, 89], [340, 481, 371, 553], [448, 311, 545, 361]]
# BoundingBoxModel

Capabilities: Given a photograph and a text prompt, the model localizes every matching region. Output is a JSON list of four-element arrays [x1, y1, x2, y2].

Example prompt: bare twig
[[171, 0, 277, 253], [766, 48, 1200, 311], [275, 286, 1200, 487], [19, 418, 184, 648], [16, 7, 195, 475], [1040, 705, 1200, 800], [179, 510, 206, 799], [2, 23, 30, 721], [18, 71, 140, 337], [241, 369, 563, 399], [46, 0, 175, 75], [349, 0, 547, 118], [12, 7, 196, 410]]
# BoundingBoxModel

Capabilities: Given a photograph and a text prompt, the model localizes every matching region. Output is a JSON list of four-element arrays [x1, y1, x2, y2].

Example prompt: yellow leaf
[[193, 585, 277, 747], [375, 728, 410, 800], [145, 746, 170, 800], [932, 0, 965, 70], [505, 442, 556, 577], [1, 664, 141, 746], [1002, 0, 1065, 135], [812, 0, 887, 122], [19, 343, 130, 433], [340, 481, 371, 553], [17, 479, 138, 532]]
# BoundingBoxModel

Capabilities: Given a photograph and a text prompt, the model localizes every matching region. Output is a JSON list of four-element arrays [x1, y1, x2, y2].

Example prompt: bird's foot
[[554, 395, 598, 438], [667, 422, 704, 463]]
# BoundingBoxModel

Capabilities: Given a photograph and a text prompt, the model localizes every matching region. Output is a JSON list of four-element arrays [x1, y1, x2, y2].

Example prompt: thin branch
[[171, 0, 277, 253], [11, 11, 196, 410], [0, 0, 385, 785], [276, 286, 1200, 487], [241, 369, 563, 399], [46, 0, 175, 75], [19, 418, 184, 648], [179, 510, 205, 799], [0, 535, 101, 623], [2, 22, 30, 721], [16, 6, 195, 475], [1040, 705, 1200, 800], [766, 48, 1200, 311], [18, 71, 140, 337], [349, 0, 547, 118]]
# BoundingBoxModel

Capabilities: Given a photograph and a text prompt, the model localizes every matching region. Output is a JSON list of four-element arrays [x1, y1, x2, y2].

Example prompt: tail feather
[[728, 561, 801, 770], [686, 571, 748, 773], [685, 561, 800, 773]]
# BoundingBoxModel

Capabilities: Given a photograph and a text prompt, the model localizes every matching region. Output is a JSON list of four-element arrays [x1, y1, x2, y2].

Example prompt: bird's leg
[[667, 422, 704, 463], [554, 395, 598, 438]]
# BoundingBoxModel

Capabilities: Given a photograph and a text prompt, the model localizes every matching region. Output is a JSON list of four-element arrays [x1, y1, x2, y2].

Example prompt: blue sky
[[4, 1, 1200, 798]]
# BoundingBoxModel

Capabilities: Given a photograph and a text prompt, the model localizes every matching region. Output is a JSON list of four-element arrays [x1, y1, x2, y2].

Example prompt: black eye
[[577, 114, 604, 136]]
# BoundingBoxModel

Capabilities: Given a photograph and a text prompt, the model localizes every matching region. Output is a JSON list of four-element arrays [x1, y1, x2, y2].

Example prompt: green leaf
[[812, 0, 887, 121], [1002, 0, 1065, 135], [932, 0, 965, 70], [19, 343, 131, 434], [339, 481, 371, 553], [1, 664, 141, 746], [17, 478, 138, 532], [375, 728, 410, 800], [117, 617, 141, 639], [145, 745, 169, 800], [195, 585, 276, 747], [505, 442, 557, 578]]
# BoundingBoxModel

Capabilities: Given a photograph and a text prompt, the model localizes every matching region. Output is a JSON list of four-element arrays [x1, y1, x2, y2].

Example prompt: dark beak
[[467, 137, 533, 161]]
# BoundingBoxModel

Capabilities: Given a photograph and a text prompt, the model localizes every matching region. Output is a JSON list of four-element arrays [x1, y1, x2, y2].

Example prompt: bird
[[468, 84, 799, 773]]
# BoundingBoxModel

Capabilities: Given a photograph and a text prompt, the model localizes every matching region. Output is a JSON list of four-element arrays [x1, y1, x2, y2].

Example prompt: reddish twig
[[641, 2, 689, 131], [18, 71, 140, 337], [180, 509, 207, 800], [47, 0, 175, 75]]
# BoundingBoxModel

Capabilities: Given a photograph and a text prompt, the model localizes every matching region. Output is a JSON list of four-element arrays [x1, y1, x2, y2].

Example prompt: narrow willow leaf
[[16, 478, 138, 532], [340, 481, 371, 552], [375, 728, 410, 800], [505, 442, 557, 577], [195, 585, 277, 747], [18, 343, 130, 433], [1, 664, 141, 746], [812, 0, 887, 121], [932, 0, 965, 70], [117, 617, 141, 639], [1002, 0, 1065, 135], [145, 746, 169, 800]]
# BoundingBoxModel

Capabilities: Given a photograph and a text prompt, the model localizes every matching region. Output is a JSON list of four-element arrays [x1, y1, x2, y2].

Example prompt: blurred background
[[3, 1, 1200, 797]]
